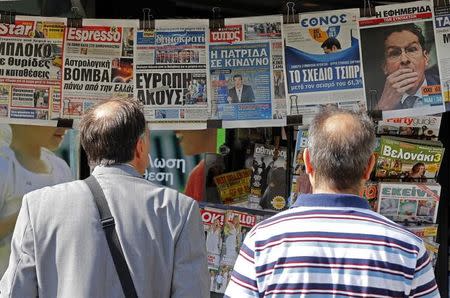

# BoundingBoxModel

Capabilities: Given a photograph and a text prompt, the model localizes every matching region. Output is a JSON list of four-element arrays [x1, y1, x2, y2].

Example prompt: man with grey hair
[[0, 98, 209, 298], [225, 107, 438, 297]]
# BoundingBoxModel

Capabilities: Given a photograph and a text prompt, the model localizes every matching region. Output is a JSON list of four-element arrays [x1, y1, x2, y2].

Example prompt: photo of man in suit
[[227, 74, 255, 103], [377, 23, 440, 110]]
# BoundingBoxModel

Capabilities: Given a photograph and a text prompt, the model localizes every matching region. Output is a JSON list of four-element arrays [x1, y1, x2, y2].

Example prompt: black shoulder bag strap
[[84, 175, 138, 298]]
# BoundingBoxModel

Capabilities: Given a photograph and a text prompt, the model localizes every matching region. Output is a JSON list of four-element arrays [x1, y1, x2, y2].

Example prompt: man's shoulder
[[425, 65, 440, 85]]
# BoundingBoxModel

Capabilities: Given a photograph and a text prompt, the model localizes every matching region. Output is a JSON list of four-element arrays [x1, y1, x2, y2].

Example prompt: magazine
[[213, 210, 257, 293], [377, 116, 441, 141], [404, 223, 438, 242], [213, 168, 252, 205], [374, 136, 444, 181], [200, 207, 225, 270], [423, 239, 439, 268], [249, 143, 288, 211], [360, 181, 378, 211], [377, 182, 440, 223]]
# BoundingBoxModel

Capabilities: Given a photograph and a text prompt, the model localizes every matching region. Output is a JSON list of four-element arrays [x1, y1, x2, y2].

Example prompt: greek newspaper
[[284, 9, 364, 125], [434, 7, 450, 109], [134, 19, 209, 129], [359, 0, 445, 118], [61, 19, 137, 118], [0, 16, 65, 122], [208, 15, 286, 128]]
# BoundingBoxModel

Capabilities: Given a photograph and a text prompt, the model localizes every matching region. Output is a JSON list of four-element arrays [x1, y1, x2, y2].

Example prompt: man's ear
[[135, 137, 145, 159], [363, 154, 376, 181], [303, 148, 313, 175]]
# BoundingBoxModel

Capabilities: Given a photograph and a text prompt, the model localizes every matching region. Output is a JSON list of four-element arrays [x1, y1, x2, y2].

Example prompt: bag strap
[[84, 175, 138, 298]]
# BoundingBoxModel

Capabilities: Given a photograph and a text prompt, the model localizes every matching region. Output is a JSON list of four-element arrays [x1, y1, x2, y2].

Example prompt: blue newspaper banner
[[285, 37, 362, 93]]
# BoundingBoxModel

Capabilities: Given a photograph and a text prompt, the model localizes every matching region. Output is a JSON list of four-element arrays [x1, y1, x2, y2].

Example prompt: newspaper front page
[[434, 8, 450, 109], [284, 9, 364, 126], [134, 19, 209, 130], [0, 16, 65, 123], [208, 15, 286, 128], [359, 1, 445, 118], [61, 19, 137, 118]]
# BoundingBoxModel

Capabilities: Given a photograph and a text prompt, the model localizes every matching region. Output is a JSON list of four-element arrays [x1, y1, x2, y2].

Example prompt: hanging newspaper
[[359, 1, 445, 118], [378, 182, 440, 223], [0, 16, 65, 123], [284, 9, 364, 126], [61, 19, 137, 118], [434, 7, 450, 109], [208, 15, 286, 128], [134, 20, 209, 130]]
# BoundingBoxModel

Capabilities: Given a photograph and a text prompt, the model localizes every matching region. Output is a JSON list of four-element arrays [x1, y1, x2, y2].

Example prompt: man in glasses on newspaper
[[376, 23, 440, 110]]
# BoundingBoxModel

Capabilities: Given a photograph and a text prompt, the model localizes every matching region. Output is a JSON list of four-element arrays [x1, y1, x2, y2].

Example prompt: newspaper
[[134, 19, 209, 130], [213, 168, 252, 205], [284, 9, 365, 126], [375, 136, 444, 181], [378, 182, 440, 223], [61, 19, 138, 118], [249, 143, 288, 211], [434, 8, 450, 109], [359, 1, 445, 118], [208, 15, 286, 128], [377, 115, 441, 140], [0, 16, 66, 122]]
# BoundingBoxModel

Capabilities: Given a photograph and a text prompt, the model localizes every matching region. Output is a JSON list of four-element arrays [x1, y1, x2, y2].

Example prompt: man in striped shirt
[[225, 108, 439, 297]]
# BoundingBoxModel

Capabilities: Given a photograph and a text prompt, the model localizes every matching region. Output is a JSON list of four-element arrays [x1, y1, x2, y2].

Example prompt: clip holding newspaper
[[134, 19, 209, 130], [283, 8, 365, 126], [61, 19, 138, 119], [359, 0, 445, 119], [208, 15, 286, 128], [0, 16, 66, 123]]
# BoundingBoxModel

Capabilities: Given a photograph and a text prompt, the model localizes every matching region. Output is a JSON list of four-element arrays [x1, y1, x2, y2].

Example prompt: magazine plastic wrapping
[[359, 0, 445, 118], [284, 9, 365, 126], [61, 19, 138, 118], [0, 16, 66, 122], [208, 15, 286, 128], [134, 19, 209, 130]]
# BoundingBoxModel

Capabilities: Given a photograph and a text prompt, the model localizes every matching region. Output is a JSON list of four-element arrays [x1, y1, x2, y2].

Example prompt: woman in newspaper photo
[[0, 124, 73, 274], [206, 218, 222, 255], [223, 213, 241, 260]]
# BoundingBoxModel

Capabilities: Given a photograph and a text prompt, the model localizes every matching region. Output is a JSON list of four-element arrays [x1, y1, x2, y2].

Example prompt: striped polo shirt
[[225, 193, 439, 297]]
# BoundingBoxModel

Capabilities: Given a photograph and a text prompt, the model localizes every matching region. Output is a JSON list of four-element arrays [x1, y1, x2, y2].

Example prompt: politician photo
[[227, 74, 255, 103], [360, 21, 441, 112]]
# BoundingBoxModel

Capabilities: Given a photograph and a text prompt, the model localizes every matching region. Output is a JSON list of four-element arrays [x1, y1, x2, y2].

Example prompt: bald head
[[92, 100, 122, 119], [79, 98, 146, 167], [307, 108, 375, 192]]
